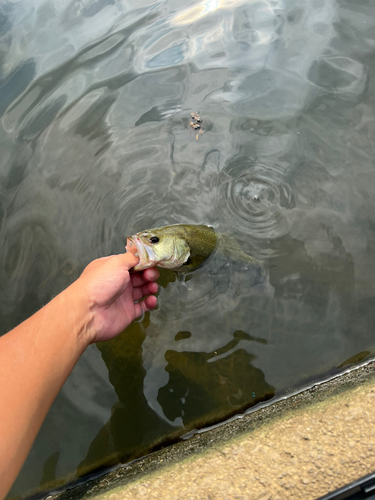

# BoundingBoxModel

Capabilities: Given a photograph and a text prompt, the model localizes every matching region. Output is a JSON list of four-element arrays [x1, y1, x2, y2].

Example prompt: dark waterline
[[1, 0, 375, 497]]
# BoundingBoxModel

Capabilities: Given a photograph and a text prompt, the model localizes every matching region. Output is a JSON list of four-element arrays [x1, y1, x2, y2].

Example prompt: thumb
[[118, 247, 140, 270]]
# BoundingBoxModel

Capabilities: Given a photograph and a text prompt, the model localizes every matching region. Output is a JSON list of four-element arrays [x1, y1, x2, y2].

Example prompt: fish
[[126, 224, 259, 273]]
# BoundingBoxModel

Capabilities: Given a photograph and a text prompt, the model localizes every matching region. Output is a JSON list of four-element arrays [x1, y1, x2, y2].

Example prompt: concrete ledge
[[51, 361, 375, 500]]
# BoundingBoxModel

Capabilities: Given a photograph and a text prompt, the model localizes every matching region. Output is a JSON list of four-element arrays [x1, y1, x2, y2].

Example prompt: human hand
[[71, 248, 159, 344]]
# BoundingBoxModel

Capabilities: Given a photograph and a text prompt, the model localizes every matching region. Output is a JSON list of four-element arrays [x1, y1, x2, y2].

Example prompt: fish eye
[[150, 236, 159, 244]]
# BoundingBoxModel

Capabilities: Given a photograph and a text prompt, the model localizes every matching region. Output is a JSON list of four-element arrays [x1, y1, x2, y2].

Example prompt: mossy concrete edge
[[47, 360, 375, 500]]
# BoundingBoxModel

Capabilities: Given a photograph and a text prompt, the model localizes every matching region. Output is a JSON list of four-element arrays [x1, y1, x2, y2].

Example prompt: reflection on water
[[78, 322, 273, 476], [1, 0, 375, 496], [77, 318, 175, 476]]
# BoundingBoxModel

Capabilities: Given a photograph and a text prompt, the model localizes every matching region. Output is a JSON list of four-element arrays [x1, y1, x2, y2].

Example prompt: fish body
[[126, 224, 216, 272], [126, 224, 259, 273]]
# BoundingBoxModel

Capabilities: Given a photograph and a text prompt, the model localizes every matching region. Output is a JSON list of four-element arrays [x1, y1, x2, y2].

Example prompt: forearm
[[0, 284, 90, 499], [0, 250, 157, 499]]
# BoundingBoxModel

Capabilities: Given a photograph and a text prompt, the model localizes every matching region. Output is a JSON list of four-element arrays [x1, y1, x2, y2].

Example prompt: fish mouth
[[126, 236, 154, 270]]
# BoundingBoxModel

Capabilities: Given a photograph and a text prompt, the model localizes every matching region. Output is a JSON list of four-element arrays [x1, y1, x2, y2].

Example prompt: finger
[[143, 295, 158, 310], [131, 267, 159, 288], [130, 273, 148, 288], [143, 267, 160, 282], [113, 249, 139, 270], [133, 282, 159, 302], [134, 295, 157, 317]]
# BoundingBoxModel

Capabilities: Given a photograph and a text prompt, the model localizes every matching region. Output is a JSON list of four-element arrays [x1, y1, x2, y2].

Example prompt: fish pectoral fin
[[158, 240, 190, 269], [174, 239, 191, 266]]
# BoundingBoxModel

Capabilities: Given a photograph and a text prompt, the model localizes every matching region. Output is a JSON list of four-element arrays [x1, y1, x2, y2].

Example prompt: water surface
[[1, 0, 375, 496]]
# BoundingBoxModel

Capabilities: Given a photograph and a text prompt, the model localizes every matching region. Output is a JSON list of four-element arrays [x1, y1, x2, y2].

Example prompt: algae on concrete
[[47, 361, 375, 500]]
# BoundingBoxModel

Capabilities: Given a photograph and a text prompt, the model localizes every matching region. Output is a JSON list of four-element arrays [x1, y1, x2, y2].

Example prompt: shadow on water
[[40, 452, 60, 487], [158, 333, 273, 428], [77, 317, 175, 476], [76, 267, 274, 478]]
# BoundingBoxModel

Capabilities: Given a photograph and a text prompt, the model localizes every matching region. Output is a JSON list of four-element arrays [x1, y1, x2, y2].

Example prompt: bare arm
[[0, 249, 159, 499]]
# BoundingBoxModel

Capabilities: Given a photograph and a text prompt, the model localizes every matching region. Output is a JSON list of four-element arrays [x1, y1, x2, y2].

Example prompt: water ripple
[[219, 157, 295, 240]]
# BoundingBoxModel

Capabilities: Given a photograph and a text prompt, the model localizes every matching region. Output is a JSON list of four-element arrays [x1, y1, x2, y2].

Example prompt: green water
[[1, 0, 375, 496]]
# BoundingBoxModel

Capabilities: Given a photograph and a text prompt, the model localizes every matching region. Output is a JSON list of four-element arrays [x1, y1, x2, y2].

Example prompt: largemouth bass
[[126, 224, 259, 272]]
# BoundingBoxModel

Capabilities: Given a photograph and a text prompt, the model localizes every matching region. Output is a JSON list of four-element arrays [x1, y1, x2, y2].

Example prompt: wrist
[[54, 282, 95, 351]]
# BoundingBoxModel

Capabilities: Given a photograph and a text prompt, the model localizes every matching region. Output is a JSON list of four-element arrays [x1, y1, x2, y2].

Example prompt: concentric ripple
[[219, 157, 295, 240]]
